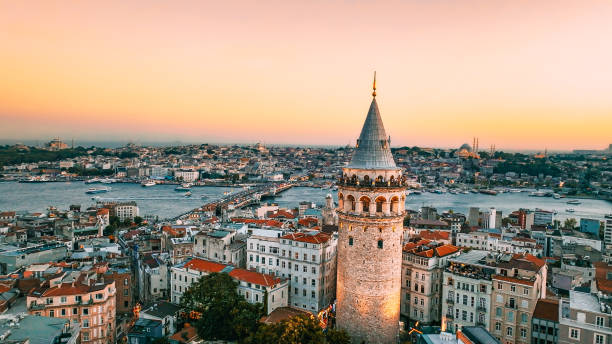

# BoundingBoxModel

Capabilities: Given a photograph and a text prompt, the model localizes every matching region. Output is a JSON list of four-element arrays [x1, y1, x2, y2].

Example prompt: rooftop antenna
[[372, 71, 377, 97]]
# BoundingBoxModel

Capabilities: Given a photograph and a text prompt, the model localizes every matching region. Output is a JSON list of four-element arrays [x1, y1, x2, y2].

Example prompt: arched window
[[351, 175, 357, 184], [376, 175, 384, 183], [375, 196, 386, 213], [338, 193, 344, 209], [378, 240, 383, 249], [363, 175, 370, 184], [349, 237, 354, 246], [346, 195, 356, 211], [390, 196, 400, 213], [359, 196, 370, 213]]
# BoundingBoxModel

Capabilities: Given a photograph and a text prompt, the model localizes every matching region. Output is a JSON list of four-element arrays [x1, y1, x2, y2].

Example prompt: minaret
[[336, 73, 405, 343]]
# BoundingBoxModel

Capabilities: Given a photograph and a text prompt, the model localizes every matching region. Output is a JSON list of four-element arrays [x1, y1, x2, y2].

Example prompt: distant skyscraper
[[336, 74, 406, 343]]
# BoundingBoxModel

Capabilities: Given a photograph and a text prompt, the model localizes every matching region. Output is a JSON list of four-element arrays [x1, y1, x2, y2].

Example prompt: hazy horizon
[[2, 1, 612, 150]]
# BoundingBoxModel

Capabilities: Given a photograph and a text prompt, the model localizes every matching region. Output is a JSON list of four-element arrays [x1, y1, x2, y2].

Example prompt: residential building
[[605, 214, 612, 246], [139, 301, 181, 337], [170, 257, 289, 315], [0, 314, 80, 344], [531, 299, 559, 344], [0, 242, 68, 274], [194, 225, 246, 267], [533, 209, 553, 227], [26, 272, 116, 344], [580, 218, 602, 236], [278, 231, 337, 314], [490, 254, 547, 344], [402, 239, 461, 326], [559, 290, 611, 344], [442, 250, 494, 334]]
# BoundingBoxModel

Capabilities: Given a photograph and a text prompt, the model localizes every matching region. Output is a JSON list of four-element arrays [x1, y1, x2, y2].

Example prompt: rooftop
[[533, 299, 559, 322], [347, 94, 397, 170]]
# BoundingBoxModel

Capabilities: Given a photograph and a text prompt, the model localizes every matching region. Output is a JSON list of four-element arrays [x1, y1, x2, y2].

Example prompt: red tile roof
[[492, 274, 535, 286], [533, 299, 559, 322], [594, 262, 612, 294], [229, 268, 282, 287], [268, 210, 296, 219], [183, 259, 226, 273], [298, 217, 318, 227], [280, 232, 331, 244], [418, 230, 450, 241]]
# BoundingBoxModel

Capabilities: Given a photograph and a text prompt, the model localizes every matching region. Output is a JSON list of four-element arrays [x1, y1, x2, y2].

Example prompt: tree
[[134, 216, 143, 225], [564, 218, 577, 230], [244, 315, 349, 344], [180, 273, 264, 342], [325, 328, 351, 344]]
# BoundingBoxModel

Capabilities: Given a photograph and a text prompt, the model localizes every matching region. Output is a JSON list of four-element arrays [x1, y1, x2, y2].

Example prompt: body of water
[[0, 182, 610, 221]]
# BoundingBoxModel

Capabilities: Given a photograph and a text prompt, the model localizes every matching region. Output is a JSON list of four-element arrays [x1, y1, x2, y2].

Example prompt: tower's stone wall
[[336, 183, 404, 344]]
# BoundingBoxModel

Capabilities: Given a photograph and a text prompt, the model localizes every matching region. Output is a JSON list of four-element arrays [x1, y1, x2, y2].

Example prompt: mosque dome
[[459, 143, 472, 152]]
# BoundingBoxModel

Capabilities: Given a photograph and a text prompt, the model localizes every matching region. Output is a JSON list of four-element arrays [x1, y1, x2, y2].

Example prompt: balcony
[[476, 320, 486, 327], [476, 305, 487, 312], [28, 303, 46, 311], [505, 302, 517, 309], [445, 313, 454, 320], [446, 298, 455, 305], [337, 179, 405, 189]]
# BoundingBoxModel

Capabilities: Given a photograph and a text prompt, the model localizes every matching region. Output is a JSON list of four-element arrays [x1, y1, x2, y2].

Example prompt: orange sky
[[1, 1, 611, 150]]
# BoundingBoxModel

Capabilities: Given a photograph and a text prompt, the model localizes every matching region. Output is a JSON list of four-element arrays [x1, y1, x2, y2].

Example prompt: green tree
[[134, 216, 143, 225], [564, 218, 577, 230], [180, 273, 264, 342], [325, 328, 351, 344]]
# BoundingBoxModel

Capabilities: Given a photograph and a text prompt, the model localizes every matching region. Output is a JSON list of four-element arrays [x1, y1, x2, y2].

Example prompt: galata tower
[[336, 73, 405, 343]]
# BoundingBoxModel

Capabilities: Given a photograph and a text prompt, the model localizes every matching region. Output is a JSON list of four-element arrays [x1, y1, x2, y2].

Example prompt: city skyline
[[2, 1, 612, 150]]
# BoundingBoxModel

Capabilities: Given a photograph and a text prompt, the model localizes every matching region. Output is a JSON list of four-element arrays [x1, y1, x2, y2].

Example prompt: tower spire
[[372, 71, 377, 97]]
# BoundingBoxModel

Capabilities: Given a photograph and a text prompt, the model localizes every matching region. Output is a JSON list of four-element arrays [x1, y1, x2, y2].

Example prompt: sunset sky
[[1, 1, 611, 150]]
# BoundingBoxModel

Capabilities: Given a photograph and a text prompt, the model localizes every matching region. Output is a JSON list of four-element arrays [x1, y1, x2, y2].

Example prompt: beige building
[[489, 254, 547, 344], [401, 239, 461, 326], [194, 226, 246, 268], [27, 271, 116, 344], [559, 290, 611, 344]]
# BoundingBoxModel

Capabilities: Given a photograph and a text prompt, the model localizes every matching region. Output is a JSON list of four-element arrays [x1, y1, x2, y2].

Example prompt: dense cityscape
[[3, 2, 612, 344], [0, 86, 611, 344]]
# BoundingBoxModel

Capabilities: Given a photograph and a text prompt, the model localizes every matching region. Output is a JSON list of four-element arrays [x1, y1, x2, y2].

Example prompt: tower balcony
[[337, 209, 405, 220], [337, 178, 406, 189]]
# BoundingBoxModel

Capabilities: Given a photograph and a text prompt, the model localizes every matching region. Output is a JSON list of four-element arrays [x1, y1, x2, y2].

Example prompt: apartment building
[[170, 257, 288, 314], [401, 239, 461, 325], [559, 290, 611, 344], [194, 227, 246, 268], [490, 254, 547, 344], [27, 272, 116, 344], [278, 232, 337, 313], [532, 299, 559, 344], [442, 250, 494, 333]]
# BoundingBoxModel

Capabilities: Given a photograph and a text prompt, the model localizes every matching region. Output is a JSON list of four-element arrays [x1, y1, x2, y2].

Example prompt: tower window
[[349, 237, 353, 246], [378, 240, 383, 249]]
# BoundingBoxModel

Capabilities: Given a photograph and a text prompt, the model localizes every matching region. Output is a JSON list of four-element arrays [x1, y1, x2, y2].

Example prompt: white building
[[174, 170, 199, 182], [278, 232, 337, 313], [170, 257, 288, 314]]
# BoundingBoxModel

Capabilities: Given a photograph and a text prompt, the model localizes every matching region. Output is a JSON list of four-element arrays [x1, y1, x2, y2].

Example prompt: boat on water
[[19, 176, 49, 183], [141, 180, 156, 187], [480, 189, 498, 196], [99, 178, 116, 184], [566, 208, 575, 213], [409, 190, 422, 195], [553, 193, 561, 199], [529, 191, 548, 197], [86, 187, 111, 194], [84, 178, 101, 184], [184, 191, 192, 197], [175, 183, 192, 191], [566, 199, 581, 205]]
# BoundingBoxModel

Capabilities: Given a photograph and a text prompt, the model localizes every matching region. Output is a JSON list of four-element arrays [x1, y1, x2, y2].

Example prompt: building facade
[[558, 290, 611, 344], [336, 80, 407, 343]]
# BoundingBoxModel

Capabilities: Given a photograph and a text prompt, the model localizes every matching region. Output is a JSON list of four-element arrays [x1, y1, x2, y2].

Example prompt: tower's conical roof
[[347, 97, 397, 169]]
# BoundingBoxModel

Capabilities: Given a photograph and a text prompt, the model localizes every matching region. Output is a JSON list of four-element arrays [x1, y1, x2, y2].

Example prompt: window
[[520, 327, 526, 338], [82, 332, 89, 341], [124, 289, 129, 296], [463, 295, 468, 305], [462, 310, 467, 321], [95, 293, 103, 300], [377, 240, 383, 249], [49, 310, 55, 317], [61, 309, 66, 316], [311, 291, 316, 298], [124, 278, 128, 286], [312, 267, 316, 274], [596, 316, 605, 327], [312, 254, 316, 262], [83, 319, 89, 328], [510, 285, 516, 292], [569, 328, 580, 340], [312, 279, 316, 286], [521, 313, 528, 323], [83, 308, 89, 315], [46, 298, 53, 304], [523, 287, 529, 295], [496, 307, 502, 317], [348, 237, 353, 246], [303, 289, 306, 297], [497, 282, 502, 290], [495, 322, 501, 331], [507, 311, 514, 322], [595, 334, 605, 344], [506, 327, 513, 337], [303, 266, 307, 272], [73, 308, 78, 315]]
